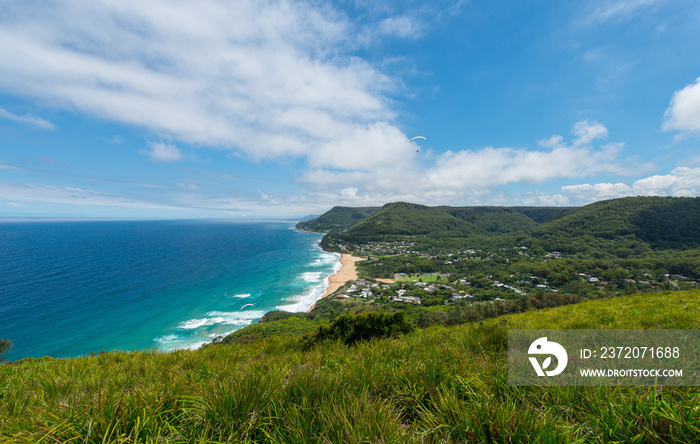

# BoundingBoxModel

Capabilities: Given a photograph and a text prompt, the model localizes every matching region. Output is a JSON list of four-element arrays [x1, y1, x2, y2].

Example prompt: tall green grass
[[1, 290, 699, 443]]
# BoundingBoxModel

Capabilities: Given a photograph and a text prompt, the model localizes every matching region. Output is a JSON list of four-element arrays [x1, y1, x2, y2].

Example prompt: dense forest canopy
[[295, 206, 380, 232], [299, 196, 700, 257]]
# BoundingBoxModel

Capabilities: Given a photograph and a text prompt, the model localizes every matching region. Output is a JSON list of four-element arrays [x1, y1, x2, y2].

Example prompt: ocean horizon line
[[0, 216, 306, 224]]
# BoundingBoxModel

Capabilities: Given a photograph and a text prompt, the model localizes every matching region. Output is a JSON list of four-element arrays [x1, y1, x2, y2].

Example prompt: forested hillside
[[305, 196, 700, 256], [298, 203, 575, 238], [441, 207, 544, 233], [531, 196, 700, 255], [507, 206, 576, 223], [295, 206, 379, 232], [343, 202, 484, 238]]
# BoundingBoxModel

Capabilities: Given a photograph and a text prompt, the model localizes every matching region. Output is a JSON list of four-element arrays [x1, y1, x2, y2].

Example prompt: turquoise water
[[0, 220, 339, 361]]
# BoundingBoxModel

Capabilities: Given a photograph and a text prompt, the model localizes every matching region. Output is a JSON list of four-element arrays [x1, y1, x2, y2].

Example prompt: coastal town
[[318, 239, 700, 311]]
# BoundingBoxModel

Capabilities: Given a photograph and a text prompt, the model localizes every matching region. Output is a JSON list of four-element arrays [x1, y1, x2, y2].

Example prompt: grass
[[1, 290, 699, 443], [395, 274, 449, 283]]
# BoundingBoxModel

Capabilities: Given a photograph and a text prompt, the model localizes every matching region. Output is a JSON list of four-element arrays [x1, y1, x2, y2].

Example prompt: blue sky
[[1, 0, 699, 219]]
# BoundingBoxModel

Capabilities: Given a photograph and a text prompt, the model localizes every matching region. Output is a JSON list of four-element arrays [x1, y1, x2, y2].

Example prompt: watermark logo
[[509, 330, 698, 386], [528, 337, 568, 377]]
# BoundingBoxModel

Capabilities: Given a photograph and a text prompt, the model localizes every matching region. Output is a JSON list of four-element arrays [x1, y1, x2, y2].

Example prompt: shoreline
[[307, 253, 366, 312]]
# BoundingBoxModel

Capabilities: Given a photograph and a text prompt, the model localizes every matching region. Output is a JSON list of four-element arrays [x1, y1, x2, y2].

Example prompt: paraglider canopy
[[410, 136, 426, 152]]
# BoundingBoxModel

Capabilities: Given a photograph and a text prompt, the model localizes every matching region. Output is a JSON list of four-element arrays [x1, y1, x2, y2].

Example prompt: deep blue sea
[[0, 220, 339, 361]]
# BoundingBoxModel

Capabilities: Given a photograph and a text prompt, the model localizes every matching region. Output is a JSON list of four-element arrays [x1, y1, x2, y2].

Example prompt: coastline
[[307, 253, 366, 312]]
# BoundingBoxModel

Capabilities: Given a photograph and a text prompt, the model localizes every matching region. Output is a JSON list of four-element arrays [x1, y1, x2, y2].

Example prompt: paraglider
[[410, 136, 426, 152], [240, 303, 254, 310]]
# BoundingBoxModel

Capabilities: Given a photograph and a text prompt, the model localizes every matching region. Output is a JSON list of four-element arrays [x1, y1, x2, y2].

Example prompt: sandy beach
[[307, 253, 365, 312]]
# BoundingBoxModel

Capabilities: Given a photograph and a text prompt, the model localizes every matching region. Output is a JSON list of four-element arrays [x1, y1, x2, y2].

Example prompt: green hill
[[344, 202, 484, 238], [301, 203, 576, 240], [441, 206, 541, 234], [509, 206, 577, 223], [2, 290, 699, 443], [295, 206, 380, 232], [441, 206, 575, 232], [305, 197, 700, 255], [332, 203, 574, 241], [531, 196, 700, 254]]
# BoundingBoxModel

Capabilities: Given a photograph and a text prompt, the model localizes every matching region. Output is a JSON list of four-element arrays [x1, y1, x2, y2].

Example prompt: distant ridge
[[295, 206, 380, 232], [298, 202, 576, 239], [345, 202, 483, 238], [532, 196, 700, 252], [299, 196, 700, 254]]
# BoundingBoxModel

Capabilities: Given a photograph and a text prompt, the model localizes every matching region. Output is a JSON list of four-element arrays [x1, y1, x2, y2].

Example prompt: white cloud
[[177, 182, 202, 191], [561, 182, 633, 201], [340, 187, 359, 198], [537, 135, 566, 149], [0, 0, 405, 169], [0, 180, 183, 210], [142, 142, 183, 163], [0, 107, 55, 129], [0, 163, 23, 171], [633, 167, 700, 195], [420, 120, 623, 192], [301, 119, 635, 207], [521, 193, 570, 206], [571, 119, 609, 146], [378, 16, 421, 39], [540, 119, 609, 148], [312, 122, 415, 170], [663, 77, 700, 136], [589, 0, 657, 22], [560, 167, 700, 204]]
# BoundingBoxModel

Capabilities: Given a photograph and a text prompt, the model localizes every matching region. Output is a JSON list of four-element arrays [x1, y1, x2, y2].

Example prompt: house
[[393, 296, 421, 304]]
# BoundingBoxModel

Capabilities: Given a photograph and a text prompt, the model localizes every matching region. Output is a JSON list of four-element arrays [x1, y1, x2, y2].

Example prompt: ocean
[[0, 220, 339, 361]]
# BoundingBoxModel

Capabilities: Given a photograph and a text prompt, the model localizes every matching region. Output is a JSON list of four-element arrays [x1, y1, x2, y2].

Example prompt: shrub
[[414, 310, 449, 328], [302, 311, 414, 349], [0, 339, 12, 362]]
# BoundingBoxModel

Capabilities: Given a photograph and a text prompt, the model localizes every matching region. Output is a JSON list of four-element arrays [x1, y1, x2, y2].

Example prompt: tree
[[302, 311, 415, 349], [0, 338, 13, 362]]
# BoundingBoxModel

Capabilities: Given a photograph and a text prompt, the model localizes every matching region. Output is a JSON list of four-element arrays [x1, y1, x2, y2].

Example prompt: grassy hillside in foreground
[[1, 291, 700, 443]]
